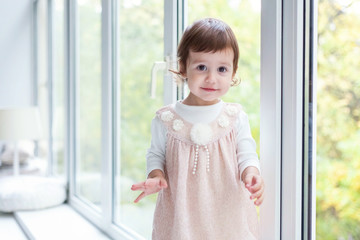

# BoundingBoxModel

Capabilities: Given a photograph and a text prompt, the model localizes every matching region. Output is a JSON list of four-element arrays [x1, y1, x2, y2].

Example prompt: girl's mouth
[[201, 87, 217, 92]]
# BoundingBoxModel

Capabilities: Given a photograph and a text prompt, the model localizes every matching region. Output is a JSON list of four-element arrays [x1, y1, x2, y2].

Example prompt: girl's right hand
[[131, 171, 168, 203]]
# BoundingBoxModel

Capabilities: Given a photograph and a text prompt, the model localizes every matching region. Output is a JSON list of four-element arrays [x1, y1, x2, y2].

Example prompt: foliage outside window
[[115, 0, 164, 237], [76, 0, 102, 208], [316, 0, 360, 238]]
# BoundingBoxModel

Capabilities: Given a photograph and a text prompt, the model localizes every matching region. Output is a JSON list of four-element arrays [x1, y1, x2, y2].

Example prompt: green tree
[[316, 0, 360, 239]]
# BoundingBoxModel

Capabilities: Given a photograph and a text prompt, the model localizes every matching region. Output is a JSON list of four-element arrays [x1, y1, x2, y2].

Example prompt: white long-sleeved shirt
[[146, 100, 260, 177]]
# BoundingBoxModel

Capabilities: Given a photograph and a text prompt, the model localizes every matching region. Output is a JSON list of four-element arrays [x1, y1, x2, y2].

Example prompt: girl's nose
[[205, 71, 216, 83]]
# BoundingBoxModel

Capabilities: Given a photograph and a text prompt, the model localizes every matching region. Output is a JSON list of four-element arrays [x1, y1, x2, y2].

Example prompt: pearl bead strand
[[204, 145, 210, 172], [192, 145, 199, 175], [192, 145, 210, 175]]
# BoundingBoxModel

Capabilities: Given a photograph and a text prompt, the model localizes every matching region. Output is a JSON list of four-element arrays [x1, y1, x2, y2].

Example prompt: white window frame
[[47, 0, 55, 176], [259, 0, 282, 238], [260, 0, 316, 239], [281, 0, 304, 238]]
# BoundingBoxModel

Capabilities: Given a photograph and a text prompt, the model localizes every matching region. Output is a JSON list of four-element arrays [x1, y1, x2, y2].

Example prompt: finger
[[131, 182, 146, 191], [131, 185, 145, 191], [254, 194, 265, 206], [251, 186, 264, 205], [250, 186, 264, 200], [134, 192, 146, 203]]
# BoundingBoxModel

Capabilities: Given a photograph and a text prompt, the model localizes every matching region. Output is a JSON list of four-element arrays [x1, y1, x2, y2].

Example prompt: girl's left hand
[[243, 167, 264, 206]]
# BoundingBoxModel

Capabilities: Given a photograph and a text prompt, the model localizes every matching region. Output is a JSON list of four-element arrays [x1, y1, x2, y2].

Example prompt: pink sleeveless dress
[[152, 103, 259, 240]]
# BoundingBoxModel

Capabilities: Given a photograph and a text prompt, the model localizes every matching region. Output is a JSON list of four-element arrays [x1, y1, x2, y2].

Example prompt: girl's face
[[182, 48, 235, 106]]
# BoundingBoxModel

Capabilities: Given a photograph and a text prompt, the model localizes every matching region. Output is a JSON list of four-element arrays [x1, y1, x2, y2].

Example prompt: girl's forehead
[[189, 47, 234, 55], [188, 48, 234, 62]]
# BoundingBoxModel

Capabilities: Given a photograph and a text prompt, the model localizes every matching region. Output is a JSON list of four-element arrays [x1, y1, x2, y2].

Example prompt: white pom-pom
[[173, 119, 184, 131], [190, 123, 213, 145], [218, 115, 229, 128], [161, 111, 174, 122], [225, 105, 239, 116]]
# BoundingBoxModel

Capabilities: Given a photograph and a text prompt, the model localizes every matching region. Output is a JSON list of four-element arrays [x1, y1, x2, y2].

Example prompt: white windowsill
[[0, 212, 27, 239], [14, 204, 111, 240]]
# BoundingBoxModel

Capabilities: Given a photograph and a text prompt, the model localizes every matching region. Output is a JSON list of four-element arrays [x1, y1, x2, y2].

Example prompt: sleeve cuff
[[238, 160, 261, 179], [146, 165, 165, 177]]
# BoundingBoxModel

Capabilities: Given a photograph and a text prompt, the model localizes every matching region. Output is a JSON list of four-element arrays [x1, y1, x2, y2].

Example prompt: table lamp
[[0, 107, 42, 175]]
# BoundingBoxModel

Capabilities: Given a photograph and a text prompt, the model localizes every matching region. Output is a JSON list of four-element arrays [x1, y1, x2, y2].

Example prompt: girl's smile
[[201, 87, 218, 92]]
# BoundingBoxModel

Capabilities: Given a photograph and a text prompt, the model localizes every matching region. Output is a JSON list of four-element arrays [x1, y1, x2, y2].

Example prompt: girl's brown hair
[[176, 18, 239, 83]]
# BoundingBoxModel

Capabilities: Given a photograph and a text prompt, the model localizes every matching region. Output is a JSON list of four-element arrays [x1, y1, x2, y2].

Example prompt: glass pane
[[53, 0, 65, 176], [316, 1, 360, 239], [114, 0, 164, 238], [76, 0, 102, 208], [187, 0, 261, 154]]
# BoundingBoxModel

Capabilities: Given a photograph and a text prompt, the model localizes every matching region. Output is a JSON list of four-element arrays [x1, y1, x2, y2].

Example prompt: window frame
[[47, 0, 55, 176], [259, 0, 282, 238], [302, 0, 317, 239], [260, 0, 317, 239], [281, 0, 304, 237]]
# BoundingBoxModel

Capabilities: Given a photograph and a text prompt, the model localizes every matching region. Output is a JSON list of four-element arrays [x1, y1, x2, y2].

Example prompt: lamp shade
[[0, 107, 42, 141]]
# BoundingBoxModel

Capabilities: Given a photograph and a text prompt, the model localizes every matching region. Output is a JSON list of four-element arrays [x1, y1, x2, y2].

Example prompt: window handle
[[150, 55, 174, 99], [150, 61, 166, 98]]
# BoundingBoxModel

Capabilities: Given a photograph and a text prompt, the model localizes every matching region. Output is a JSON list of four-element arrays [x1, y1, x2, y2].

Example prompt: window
[[316, 0, 360, 238], [54, 0, 282, 239], [74, 0, 102, 209], [41, 0, 317, 239], [114, 0, 165, 237]]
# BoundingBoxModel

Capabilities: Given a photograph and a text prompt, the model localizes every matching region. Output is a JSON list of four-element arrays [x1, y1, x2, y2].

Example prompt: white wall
[[0, 0, 34, 108]]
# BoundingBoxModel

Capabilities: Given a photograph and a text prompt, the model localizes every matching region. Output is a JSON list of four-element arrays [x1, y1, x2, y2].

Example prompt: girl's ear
[[179, 62, 187, 78]]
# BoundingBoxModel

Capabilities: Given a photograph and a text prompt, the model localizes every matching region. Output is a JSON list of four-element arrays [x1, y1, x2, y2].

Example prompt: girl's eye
[[218, 67, 227, 73], [197, 65, 207, 71]]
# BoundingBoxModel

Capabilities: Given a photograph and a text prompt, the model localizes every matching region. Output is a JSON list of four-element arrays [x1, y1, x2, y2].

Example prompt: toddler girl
[[131, 17, 264, 240]]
